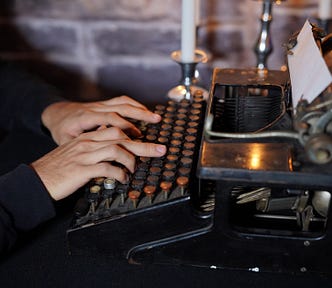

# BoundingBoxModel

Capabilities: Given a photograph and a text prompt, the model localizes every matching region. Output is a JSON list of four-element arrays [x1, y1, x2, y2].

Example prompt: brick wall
[[0, 0, 321, 106]]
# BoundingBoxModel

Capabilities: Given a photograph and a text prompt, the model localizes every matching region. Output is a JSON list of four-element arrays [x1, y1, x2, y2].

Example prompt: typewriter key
[[128, 190, 141, 209], [176, 176, 189, 196], [160, 181, 172, 199], [143, 185, 156, 204]]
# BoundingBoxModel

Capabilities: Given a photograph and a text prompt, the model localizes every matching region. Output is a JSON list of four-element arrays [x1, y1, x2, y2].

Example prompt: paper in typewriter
[[288, 20, 332, 109]]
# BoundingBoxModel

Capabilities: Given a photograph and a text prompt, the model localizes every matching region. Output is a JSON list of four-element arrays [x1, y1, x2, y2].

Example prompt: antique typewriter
[[67, 23, 332, 273], [67, 66, 332, 274]]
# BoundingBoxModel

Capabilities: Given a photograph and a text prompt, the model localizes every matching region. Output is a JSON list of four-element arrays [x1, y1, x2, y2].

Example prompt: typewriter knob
[[305, 134, 332, 164]]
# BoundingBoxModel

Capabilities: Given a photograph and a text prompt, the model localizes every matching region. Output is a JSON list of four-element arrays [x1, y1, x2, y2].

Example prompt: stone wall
[[0, 0, 320, 106]]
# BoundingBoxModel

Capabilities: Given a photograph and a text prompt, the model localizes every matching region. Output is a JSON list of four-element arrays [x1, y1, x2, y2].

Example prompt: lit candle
[[181, 0, 196, 63], [318, 0, 332, 20]]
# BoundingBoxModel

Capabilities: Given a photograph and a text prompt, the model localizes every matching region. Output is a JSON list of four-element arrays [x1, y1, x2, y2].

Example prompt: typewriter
[[67, 27, 332, 275]]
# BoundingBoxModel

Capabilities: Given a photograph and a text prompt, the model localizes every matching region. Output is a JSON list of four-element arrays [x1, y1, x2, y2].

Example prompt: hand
[[41, 96, 162, 145], [31, 127, 166, 201]]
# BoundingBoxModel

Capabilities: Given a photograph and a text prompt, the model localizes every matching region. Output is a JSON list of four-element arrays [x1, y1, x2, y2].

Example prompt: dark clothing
[[0, 62, 63, 253]]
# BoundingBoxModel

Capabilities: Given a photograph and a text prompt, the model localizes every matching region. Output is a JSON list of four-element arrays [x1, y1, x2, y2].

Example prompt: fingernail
[[152, 113, 161, 121], [156, 145, 166, 155]]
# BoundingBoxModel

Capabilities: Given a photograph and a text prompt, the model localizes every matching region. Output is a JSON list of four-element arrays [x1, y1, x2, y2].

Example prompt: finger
[[78, 112, 142, 137], [80, 144, 136, 172], [86, 162, 129, 184], [101, 95, 148, 110], [80, 127, 130, 142], [118, 140, 166, 157]]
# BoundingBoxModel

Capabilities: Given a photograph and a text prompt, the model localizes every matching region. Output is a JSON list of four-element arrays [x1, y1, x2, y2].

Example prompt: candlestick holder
[[167, 49, 208, 101], [253, 0, 286, 70]]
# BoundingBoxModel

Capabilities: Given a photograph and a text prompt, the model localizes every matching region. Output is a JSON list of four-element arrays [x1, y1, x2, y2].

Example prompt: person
[[0, 61, 166, 254]]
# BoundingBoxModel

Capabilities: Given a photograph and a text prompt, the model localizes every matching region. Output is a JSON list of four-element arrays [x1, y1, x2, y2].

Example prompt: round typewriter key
[[168, 100, 176, 106], [103, 178, 116, 190], [160, 181, 172, 199], [161, 124, 172, 131], [186, 128, 197, 135], [174, 125, 185, 132], [185, 135, 196, 142], [164, 112, 174, 118], [143, 185, 156, 204], [154, 110, 164, 116], [188, 121, 199, 128], [192, 103, 202, 109], [132, 179, 144, 190], [178, 108, 187, 114], [160, 130, 170, 137], [181, 157, 193, 167], [166, 106, 176, 113], [180, 101, 190, 108], [93, 177, 105, 185], [163, 170, 175, 181], [128, 190, 141, 209], [182, 150, 194, 157], [175, 119, 186, 126], [140, 157, 151, 163], [194, 90, 204, 100], [151, 159, 163, 167], [177, 114, 187, 120], [149, 166, 162, 175], [172, 132, 183, 140], [137, 162, 149, 171], [143, 185, 156, 196], [167, 154, 178, 162], [164, 162, 177, 170], [133, 171, 147, 180], [179, 167, 191, 176], [146, 134, 157, 142], [155, 104, 166, 111], [163, 118, 173, 124], [169, 147, 180, 154], [147, 175, 159, 185], [158, 136, 169, 144], [189, 115, 200, 121], [147, 128, 158, 135], [184, 142, 195, 150], [89, 185, 101, 194], [190, 109, 201, 115], [176, 176, 189, 196], [170, 139, 182, 147]]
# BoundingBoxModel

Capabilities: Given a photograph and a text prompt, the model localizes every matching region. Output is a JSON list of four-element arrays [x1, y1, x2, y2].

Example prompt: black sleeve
[[0, 164, 56, 254], [0, 61, 65, 135]]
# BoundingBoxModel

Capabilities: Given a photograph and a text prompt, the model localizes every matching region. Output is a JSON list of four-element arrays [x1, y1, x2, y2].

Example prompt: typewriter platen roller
[[67, 68, 332, 274]]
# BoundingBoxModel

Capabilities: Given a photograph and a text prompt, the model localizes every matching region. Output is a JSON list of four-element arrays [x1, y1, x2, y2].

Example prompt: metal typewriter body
[[67, 68, 332, 274]]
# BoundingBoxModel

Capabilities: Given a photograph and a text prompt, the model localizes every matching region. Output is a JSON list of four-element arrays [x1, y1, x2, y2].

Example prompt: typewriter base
[[130, 181, 332, 275]]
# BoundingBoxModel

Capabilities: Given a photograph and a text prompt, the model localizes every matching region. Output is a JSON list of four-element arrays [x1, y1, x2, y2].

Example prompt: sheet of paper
[[287, 20, 332, 108]]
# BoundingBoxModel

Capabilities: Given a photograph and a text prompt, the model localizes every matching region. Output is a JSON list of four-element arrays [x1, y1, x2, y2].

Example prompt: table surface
[[0, 129, 331, 288]]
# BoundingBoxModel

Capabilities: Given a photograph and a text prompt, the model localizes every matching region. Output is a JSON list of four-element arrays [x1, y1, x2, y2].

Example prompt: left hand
[[41, 95, 161, 145]]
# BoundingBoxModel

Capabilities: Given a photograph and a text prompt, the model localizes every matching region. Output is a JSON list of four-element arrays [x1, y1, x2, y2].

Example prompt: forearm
[[0, 164, 56, 254]]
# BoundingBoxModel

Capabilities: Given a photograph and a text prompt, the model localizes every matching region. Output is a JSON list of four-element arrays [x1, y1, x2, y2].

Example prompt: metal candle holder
[[167, 49, 208, 101], [254, 0, 285, 70]]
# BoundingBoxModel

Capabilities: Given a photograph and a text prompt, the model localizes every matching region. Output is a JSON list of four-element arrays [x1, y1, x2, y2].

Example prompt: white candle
[[195, 0, 200, 27], [181, 0, 196, 63], [318, 0, 332, 20]]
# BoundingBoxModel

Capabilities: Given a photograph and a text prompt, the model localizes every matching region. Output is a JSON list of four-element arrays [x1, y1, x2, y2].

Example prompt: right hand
[[31, 127, 166, 201]]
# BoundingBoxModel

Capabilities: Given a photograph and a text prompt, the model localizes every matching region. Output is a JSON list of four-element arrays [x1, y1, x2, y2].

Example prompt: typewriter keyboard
[[72, 94, 205, 228]]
